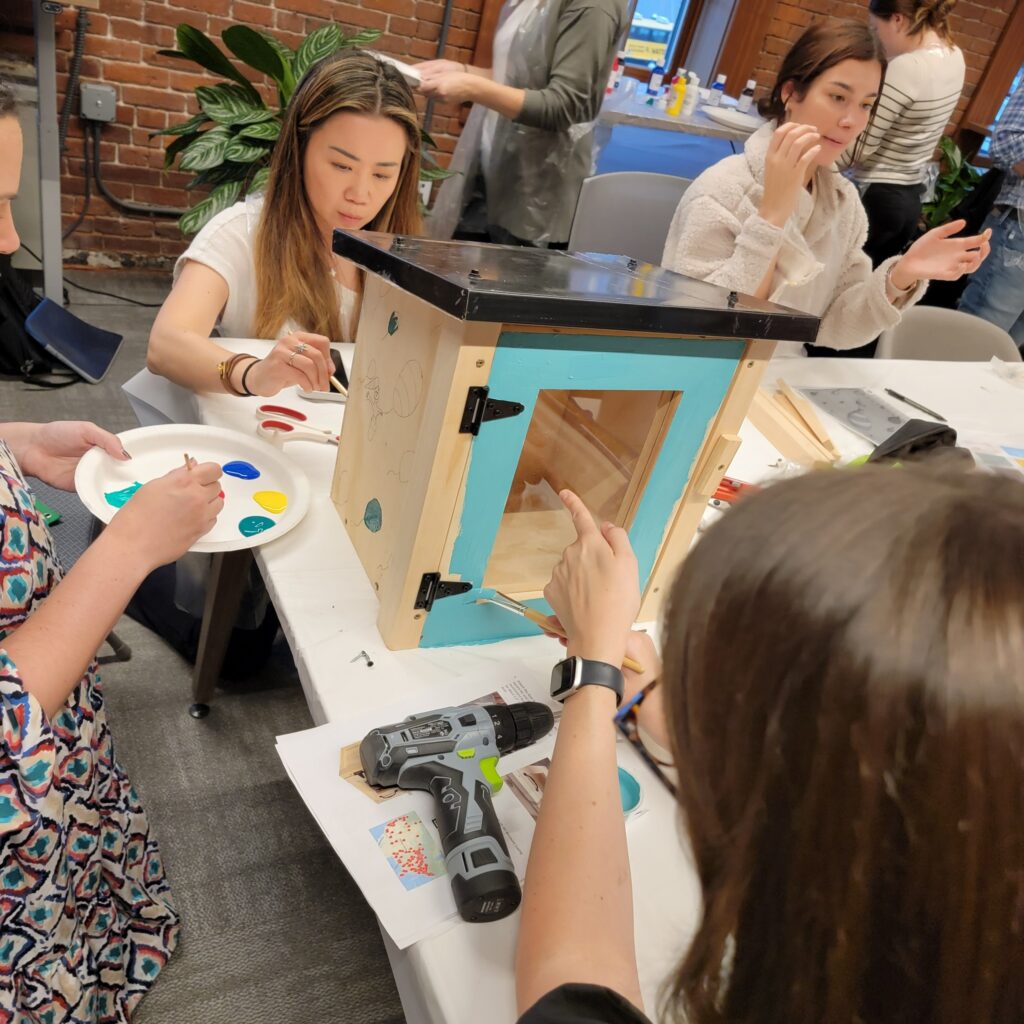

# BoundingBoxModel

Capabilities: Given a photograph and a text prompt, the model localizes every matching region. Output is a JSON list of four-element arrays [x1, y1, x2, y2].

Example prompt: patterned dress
[[0, 442, 178, 1022]]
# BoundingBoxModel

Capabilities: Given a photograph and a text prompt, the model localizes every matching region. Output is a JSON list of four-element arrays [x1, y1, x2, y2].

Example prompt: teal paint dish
[[363, 498, 383, 533], [421, 330, 743, 649], [223, 460, 260, 480], [238, 515, 275, 537], [618, 766, 642, 816], [104, 481, 142, 508]]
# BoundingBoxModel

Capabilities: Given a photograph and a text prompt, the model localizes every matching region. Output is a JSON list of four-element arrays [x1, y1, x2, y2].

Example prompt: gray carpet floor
[[1, 270, 405, 1023]]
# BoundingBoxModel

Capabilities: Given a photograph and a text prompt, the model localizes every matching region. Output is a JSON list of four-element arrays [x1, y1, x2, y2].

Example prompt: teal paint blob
[[387, 312, 399, 336], [363, 498, 383, 533], [238, 515, 275, 537], [223, 460, 260, 480], [104, 481, 142, 508], [618, 767, 642, 815]]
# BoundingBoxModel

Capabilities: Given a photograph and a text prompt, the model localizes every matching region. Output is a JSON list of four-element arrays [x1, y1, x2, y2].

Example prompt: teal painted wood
[[420, 332, 744, 648]]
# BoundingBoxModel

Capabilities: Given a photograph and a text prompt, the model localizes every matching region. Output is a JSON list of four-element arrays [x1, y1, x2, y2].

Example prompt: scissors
[[254, 404, 339, 446]]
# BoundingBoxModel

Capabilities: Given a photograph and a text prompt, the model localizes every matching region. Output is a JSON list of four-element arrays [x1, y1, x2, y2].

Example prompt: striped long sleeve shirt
[[848, 44, 966, 187]]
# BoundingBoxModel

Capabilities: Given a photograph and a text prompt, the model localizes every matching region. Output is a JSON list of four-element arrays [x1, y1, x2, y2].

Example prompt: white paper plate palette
[[700, 105, 764, 132], [75, 423, 311, 553]]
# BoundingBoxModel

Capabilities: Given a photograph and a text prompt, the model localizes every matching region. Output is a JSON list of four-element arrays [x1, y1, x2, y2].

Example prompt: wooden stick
[[330, 375, 348, 397], [184, 452, 192, 471], [776, 379, 837, 453]]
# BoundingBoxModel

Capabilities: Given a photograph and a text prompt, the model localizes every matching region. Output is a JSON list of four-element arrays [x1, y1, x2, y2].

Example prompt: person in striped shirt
[[958, 82, 1024, 350]]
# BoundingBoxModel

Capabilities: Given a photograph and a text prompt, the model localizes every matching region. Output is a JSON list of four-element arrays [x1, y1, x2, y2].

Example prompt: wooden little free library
[[331, 232, 820, 651]]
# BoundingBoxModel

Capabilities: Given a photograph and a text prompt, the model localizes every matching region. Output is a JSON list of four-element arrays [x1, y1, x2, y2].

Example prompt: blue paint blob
[[363, 498, 383, 533], [238, 515, 275, 537], [223, 460, 260, 480], [105, 482, 142, 508], [387, 312, 399, 336], [618, 767, 642, 815]]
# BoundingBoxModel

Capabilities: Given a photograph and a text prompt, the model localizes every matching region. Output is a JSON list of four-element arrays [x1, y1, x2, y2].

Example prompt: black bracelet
[[240, 357, 261, 397]]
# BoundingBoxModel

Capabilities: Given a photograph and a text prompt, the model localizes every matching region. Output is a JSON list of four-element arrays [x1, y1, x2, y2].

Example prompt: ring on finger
[[295, 342, 308, 355], [287, 353, 297, 367]]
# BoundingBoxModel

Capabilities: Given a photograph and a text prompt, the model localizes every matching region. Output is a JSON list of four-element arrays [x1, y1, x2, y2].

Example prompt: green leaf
[[179, 179, 243, 236], [179, 126, 232, 172], [344, 29, 383, 48], [150, 112, 210, 140], [195, 83, 266, 125], [224, 137, 270, 163], [223, 25, 293, 95], [186, 162, 249, 190], [250, 166, 271, 193], [419, 165, 457, 181], [294, 24, 343, 82], [164, 132, 199, 168], [174, 24, 260, 101], [238, 119, 281, 141]]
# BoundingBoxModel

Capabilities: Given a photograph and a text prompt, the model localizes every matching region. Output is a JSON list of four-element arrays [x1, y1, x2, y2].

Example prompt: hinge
[[415, 572, 473, 611], [459, 386, 525, 436]]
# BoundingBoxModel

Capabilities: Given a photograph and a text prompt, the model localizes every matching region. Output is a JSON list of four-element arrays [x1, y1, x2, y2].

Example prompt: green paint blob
[[238, 515, 275, 537], [105, 482, 142, 508], [387, 312, 399, 336], [363, 498, 382, 533]]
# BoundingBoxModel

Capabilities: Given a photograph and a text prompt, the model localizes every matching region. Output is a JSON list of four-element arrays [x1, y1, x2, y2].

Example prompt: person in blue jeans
[[959, 82, 1024, 349]]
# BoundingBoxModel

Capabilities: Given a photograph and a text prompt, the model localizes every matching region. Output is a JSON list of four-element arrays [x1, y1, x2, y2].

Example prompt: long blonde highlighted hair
[[253, 49, 422, 341]]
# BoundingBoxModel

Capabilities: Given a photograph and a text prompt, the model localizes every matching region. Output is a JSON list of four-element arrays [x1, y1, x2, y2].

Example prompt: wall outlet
[[419, 179, 433, 206], [80, 83, 117, 122]]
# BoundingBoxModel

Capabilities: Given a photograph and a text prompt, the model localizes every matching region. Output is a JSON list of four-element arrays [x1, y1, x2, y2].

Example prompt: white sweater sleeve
[[814, 203, 926, 349], [662, 191, 788, 293]]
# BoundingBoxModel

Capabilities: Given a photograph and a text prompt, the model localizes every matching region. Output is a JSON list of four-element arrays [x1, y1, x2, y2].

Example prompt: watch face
[[550, 658, 578, 701]]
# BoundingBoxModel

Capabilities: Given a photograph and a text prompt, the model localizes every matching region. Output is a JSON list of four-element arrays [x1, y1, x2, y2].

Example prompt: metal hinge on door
[[415, 573, 473, 611], [459, 386, 524, 436]]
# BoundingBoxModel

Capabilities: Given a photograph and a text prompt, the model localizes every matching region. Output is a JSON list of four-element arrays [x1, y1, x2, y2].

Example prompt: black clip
[[415, 573, 473, 611], [459, 386, 525, 436]]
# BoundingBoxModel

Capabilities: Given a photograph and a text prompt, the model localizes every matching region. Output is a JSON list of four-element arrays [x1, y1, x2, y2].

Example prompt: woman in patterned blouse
[[0, 80, 225, 1022]]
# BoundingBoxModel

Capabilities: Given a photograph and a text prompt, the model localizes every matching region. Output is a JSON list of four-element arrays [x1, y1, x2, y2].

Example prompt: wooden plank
[[749, 389, 834, 466], [776, 378, 836, 454], [639, 339, 774, 621]]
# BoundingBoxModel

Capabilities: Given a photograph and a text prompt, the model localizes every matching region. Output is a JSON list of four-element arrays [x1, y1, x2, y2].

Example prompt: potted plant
[[154, 23, 452, 235], [921, 135, 983, 231]]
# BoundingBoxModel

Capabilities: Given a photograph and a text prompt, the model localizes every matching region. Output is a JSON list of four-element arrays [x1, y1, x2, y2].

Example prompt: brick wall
[[753, 0, 1015, 125], [48, 0, 481, 268]]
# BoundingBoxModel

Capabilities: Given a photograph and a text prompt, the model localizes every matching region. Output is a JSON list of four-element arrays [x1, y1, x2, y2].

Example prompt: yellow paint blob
[[252, 490, 288, 515]]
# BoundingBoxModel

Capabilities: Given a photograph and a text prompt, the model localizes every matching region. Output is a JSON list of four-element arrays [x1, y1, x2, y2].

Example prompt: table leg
[[190, 548, 252, 719]]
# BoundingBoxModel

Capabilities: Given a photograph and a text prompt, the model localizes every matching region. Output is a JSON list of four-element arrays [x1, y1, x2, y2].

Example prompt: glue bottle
[[667, 74, 687, 116], [737, 79, 757, 112], [707, 73, 727, 106]]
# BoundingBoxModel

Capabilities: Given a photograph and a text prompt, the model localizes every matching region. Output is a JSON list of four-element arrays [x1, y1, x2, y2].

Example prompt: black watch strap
[[550, 657, 625, 706]]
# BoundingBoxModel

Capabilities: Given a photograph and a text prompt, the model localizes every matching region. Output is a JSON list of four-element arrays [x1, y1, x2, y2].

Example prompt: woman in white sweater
[[662, 21, 988, 356]]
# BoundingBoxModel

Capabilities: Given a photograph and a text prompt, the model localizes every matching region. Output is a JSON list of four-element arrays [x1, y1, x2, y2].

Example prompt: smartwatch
[[550, 656, 625, 707]]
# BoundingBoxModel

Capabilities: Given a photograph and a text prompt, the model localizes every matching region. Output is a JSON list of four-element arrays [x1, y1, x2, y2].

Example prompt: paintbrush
[[184, 452, 192, 471], [330, 375, 348, 397], [476, 590, 645, 674]]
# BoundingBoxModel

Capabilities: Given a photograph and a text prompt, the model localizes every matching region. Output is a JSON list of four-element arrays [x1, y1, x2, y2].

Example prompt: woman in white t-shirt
[[148, 49, 422, 398]]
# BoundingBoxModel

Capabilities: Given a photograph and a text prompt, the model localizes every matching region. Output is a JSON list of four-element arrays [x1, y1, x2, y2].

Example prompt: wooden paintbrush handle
[[520, 606, 645, 674]]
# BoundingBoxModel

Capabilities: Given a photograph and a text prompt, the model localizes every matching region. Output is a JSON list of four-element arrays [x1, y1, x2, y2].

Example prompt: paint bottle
[[707, 73, 727, 106], [613, 49, 627, 89], [647, 64, 665, 96], [737, 79, 757, 112], [655, 93, 669, 112], [605, 51, 623, 95], [667, 75, 687, 116], [681, 72, 700, 115]]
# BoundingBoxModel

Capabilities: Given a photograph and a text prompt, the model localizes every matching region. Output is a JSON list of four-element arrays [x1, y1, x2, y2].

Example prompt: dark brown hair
[[0, 78, 16, 119], [253, 49, 422, 341], [757, 20, 885, 122], [869, 0, 957, 45], [660, 465, 1024, 1024]]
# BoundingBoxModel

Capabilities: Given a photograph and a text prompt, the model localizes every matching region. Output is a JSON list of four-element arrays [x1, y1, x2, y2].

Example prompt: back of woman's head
[[661, 465, 1024, 1024], [869, 0, 958, 44], [254, 49, 422, 340], [758, 20, 885, 122]]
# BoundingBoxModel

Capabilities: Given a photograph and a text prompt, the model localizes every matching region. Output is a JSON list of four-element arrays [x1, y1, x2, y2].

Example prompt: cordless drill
[[360, 701, 554, 922]]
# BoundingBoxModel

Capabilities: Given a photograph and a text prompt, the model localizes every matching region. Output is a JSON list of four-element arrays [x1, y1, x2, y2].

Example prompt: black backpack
[[0, 255, 75, 386]]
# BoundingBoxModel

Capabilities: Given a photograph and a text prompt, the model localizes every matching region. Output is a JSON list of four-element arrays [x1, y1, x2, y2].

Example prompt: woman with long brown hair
[[148, 49, 422, 397], [515, 466, 1024, 1023], [662, 20, 986, 357]]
